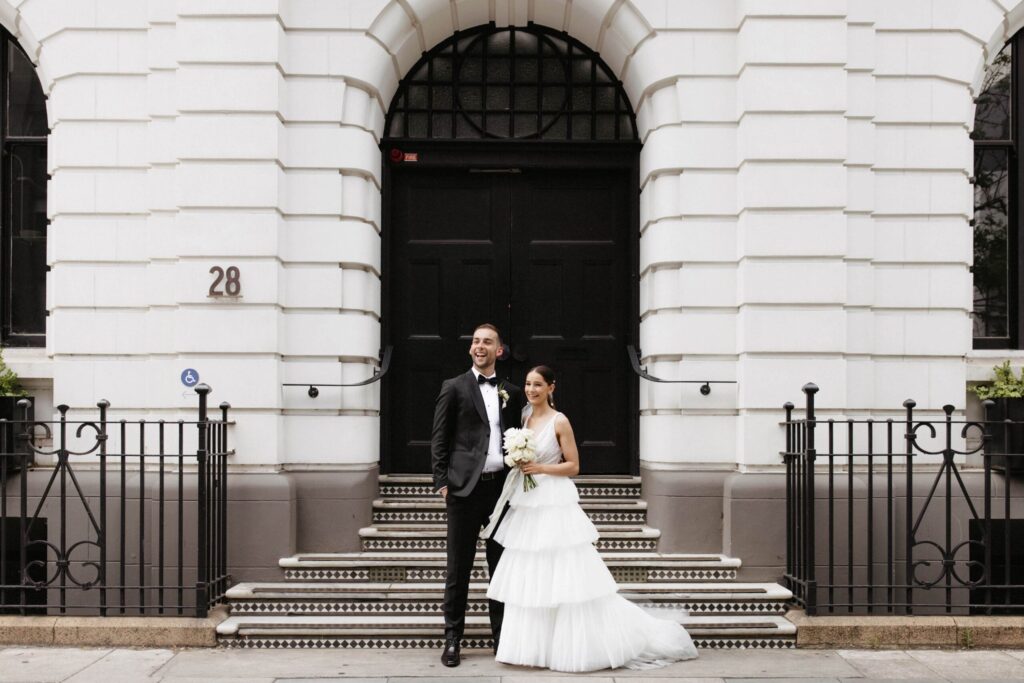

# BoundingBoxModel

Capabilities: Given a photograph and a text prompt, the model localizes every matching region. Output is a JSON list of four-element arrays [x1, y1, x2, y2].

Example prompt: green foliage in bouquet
[[0, 350, 25, 396], [972, 360, 1024, 400]]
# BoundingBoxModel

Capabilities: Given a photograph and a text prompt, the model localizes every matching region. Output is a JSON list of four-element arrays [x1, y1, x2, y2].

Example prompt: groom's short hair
[[473, 323, 502, 343]]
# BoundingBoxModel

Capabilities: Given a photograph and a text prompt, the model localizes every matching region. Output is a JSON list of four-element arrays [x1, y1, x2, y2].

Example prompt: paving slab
[[13, 646, 1024, 681], [619, 649, 859, 679], [835, 650, 945, 679], [724, 679, 842, 683], [64, 648, 176, 682], [0, 647, 111, 682], [906, 649, 1024, 680], [612, 679, 723, 683], [386, 678, 500, 683], [160, 679, 275, 683], [484, 678, 617, 683]]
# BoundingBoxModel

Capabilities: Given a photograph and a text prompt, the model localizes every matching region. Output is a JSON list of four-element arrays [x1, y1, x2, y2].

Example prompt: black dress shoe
[[492, 632, 500, 654], [441, 637, 461, 667]]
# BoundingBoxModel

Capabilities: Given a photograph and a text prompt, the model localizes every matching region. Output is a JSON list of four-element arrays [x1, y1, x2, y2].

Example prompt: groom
[[431, 323, 525, 667]]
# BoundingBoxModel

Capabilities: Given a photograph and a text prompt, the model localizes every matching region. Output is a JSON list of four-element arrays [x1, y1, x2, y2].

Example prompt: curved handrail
[[283, 345, 393, 398], [627, 345, 736, 396]]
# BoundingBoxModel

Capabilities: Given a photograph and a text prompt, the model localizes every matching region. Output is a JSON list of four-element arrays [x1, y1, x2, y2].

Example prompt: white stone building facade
[[0, 0, 1017, 578]]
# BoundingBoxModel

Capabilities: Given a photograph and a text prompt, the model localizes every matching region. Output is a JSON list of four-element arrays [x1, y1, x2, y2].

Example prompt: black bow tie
[[478, 375, 498, 386]]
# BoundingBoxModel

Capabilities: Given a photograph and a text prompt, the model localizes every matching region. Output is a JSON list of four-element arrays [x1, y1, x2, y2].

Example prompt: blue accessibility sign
[[180, 368, 200, 387]]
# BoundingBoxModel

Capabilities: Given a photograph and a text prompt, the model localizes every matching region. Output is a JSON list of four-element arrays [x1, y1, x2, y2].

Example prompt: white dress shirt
[[472, 368, 504, 473]]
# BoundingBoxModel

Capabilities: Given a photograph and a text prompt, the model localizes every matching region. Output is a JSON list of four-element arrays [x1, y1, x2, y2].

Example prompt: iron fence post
[[219, 402, 230, 601], [783, 401, 794, 593], [903, 398, 916, 615], [942, 404, 954, 613], [982, 400, 993, 613], [195, 384, 210, 619], [97, 399, 109, 616], [16, 398, 30, 615], [803, 383, 819, 615]]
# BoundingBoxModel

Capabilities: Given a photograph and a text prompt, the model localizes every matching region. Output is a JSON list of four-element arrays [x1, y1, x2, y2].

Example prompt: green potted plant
[[972, 360, 1024, 472], [0, 350, 31, 471]]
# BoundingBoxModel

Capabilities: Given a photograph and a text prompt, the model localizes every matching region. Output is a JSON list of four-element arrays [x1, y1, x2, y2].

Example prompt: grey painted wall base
[[642, 468, 728, 554], [642, 468, 788, 583], [221, 468, 378, 577], [286, 467, 378, 554], [228, 472, 297, 582], [723, 472, 787, 582]]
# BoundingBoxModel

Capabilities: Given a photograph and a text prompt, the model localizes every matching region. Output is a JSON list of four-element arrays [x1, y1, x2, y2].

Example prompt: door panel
[[388, 166, 631, 474], [390, 170, 511, 474], [510, 170, 629, 474]]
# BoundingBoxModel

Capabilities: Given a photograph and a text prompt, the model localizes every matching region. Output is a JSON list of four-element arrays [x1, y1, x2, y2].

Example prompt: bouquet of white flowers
[[502, 427, 538, 491]]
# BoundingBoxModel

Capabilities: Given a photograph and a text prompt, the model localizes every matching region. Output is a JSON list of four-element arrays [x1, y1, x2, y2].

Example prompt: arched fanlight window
[[0, 30, 47, 346], [385, 23, 638, 142]]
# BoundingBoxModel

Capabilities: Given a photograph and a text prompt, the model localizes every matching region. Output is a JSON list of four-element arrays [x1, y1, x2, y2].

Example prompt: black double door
[[386, 162, 635, 474]]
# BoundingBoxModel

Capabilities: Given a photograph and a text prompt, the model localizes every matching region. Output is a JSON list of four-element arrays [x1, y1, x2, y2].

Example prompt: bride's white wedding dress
[[486, 412, 698, 672]]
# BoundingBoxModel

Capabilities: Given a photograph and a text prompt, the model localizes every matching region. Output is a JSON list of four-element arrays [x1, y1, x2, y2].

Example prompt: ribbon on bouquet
[[480, 466, 523, 540], [480, 403, 533, 541]]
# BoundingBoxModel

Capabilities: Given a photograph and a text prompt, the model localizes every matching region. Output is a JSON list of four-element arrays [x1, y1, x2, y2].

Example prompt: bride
[[482, 365, 698, 672]]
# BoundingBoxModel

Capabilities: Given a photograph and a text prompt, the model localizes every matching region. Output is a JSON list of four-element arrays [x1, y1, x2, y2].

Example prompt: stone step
[[364, 521, 649, 533], [216, 614, 796, 650], [358, 525, 660, 552], [372, 498, 647, 524], [279, 552, 741, 583], [378, 474, 642, 499], [225, 581, 792, 616]]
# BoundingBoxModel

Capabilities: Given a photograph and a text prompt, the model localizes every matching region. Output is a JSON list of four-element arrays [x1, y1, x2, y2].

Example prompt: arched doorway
[[382, 23, 640, 475]]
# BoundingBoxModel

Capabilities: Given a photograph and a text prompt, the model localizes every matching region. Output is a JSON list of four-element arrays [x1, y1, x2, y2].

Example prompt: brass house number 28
[[209, 266, 242, 297]]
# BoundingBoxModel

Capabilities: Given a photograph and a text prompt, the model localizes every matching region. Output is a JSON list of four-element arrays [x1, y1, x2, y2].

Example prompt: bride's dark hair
[[528, 365, 556, 408]]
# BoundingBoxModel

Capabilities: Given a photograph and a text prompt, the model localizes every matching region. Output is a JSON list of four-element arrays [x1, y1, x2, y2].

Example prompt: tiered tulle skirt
[[487, 474, 698, 672]]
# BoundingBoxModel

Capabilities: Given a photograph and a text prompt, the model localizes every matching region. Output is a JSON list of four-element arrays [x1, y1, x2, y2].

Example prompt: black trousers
[[443, 475, 506, 640]]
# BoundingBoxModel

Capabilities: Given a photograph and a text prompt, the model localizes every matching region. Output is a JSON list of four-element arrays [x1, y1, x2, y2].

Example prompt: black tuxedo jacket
[[431, 370, 525, 497]]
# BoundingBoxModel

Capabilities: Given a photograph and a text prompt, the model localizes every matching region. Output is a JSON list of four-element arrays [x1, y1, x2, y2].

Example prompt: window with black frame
[[0, 31, 46, 347], [974, 40, 1016, 348], [385, 23, 637, 142]]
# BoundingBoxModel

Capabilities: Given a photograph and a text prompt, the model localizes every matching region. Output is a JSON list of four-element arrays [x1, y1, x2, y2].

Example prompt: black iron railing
[[283, 345, 393, 398], [626, 345, 735, 396], [0, 384, 232, 617], [783, 383, 1024, 615]]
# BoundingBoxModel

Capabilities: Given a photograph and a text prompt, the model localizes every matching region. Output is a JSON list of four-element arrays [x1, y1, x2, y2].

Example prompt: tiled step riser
[[228, 600, 789, 617], [373, 510, 647, 524], [283, 567, 739, 583], [229, 474, 796, 650], [220, 636, 795, 650], [361, 538, 658, 552], [379, 484, 641, 499]]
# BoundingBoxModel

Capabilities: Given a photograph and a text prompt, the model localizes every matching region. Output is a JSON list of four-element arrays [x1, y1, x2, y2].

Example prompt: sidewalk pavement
[[2, 646, 1024, 682]]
